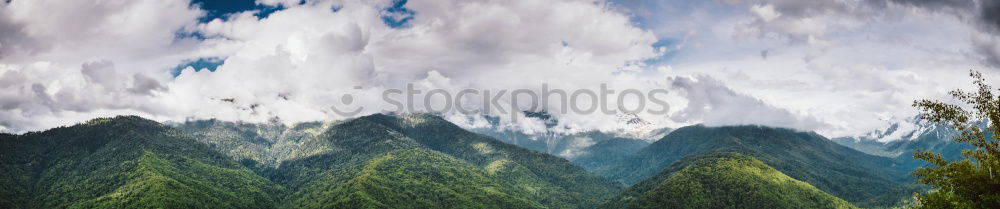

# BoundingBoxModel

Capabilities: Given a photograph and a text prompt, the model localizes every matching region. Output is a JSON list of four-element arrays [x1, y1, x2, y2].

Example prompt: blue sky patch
[[641, 38, 680, 66], [255, 4, 290, 19], [191, 0, 256, 22], [382, 0, 415, 28], [190, 0, 293, 22], [172, 57, 225, 77]]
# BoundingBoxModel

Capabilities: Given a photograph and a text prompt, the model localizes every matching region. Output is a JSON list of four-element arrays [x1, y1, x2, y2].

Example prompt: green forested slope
[[570, 137, 650, 170], [73, 151, 280, 208], [603, 152, 857, 209], [1, 114, 624, 209], [361, 114, 626, 207], [285, 148, 542, 209], [594, 125, 913, 207], [173, 119, 334, 167], [273, 114, 624, 209], [0, 114, 918, 208], [0, 116, 281, 209]]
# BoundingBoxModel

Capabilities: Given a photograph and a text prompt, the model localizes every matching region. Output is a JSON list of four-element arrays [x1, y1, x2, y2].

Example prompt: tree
[[912, 70, 1000, 208]]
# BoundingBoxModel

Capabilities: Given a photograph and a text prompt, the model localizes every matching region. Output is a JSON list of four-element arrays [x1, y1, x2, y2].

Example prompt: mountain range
[[589, 124, 920, 207], [832, 115, 976, 170], [1, 114, 622, 208], [470, 112, 668, 170], [0, 113, 947, 208]]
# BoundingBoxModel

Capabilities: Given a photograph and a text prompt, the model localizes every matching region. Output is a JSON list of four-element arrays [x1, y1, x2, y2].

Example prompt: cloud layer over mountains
[[0, 0, 997, 137]]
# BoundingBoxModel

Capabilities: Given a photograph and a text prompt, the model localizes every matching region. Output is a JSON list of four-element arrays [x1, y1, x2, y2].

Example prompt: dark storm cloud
[[884, 0, 975, 11], [0, 3, 41, 60], [758, 0, 1000, 68], [973, 36, 1000, 68], [982, 0, 1000, 33], [881, 0, 999, 32], [876, 0, 1000, 67]]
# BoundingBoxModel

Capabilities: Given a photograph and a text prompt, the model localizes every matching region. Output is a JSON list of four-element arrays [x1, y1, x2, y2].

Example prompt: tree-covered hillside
[[284, 148, 543, 209], [308, 113, 626, 208], [178, 113, 626, 208], [603, 152, 857, 209], [593, 125, 916, 207], [0, 116, 282, 208], [570, 137, 651, 170], [173, 119, 334, 167], [1, 114, 933, 208], [1, 114, 625, 209]]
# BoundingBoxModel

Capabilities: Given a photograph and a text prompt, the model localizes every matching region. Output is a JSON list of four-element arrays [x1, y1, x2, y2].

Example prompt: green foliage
[[4, 112, 918, 209], [0, 116, 281, 209], [570, 137, 650, 170], [911, 71, 1000, 208], [593, 124, 915, 207], [276, 114, 624, 209], [363, 113, 626, 208], [606, 152, 856, 209], [286, 149, 541, 209], [473, 126, 655, 170], [173, 119, 333, 167], [73, 151, 281, 209], [2, 113, 625, 209]]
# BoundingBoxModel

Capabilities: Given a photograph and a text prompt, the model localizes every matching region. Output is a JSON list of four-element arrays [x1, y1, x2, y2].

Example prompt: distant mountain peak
[[613, 113, 665, 141], [617, 113, 650, 126], [846, 114, 951, 143]]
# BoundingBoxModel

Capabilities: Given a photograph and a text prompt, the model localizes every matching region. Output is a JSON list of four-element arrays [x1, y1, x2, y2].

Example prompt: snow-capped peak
[[857, 114, 945, 143]]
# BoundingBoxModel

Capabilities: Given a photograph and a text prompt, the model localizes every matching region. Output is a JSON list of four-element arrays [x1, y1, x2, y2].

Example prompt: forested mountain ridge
[[177, 113, 626, 208], [281, 148, 545, 209], [173, 119, 336, 167], [593, 125, 916, 207], [315, 113, 626, 208], [601, 152, 857, 209], [0, 114, 624, 209], [0, 116, 282, 208], [1, 114, 936, 208]]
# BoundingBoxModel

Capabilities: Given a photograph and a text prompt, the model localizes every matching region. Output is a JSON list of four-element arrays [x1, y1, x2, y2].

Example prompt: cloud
[[666, 75, 826, 130], [740, 0, 1000, 68], [733, 0, 869, 45], [165, 0, 675, 133], [984, 0, 1000, 32], [0, 0, 209, 132], [0, 4, 36, 60], [881, 0, 998, 32], [883, 0, 975, 11], [878, 0, 1000, 68], [973, 34, 1000, 68], [612, 0, 1000, 136], [0, 0, 662, 132], [2, 0, 981, 138]]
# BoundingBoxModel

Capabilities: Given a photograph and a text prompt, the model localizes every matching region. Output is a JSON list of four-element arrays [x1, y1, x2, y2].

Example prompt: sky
[[1, 0, 998, 138]]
